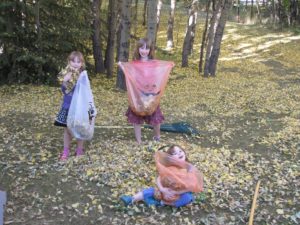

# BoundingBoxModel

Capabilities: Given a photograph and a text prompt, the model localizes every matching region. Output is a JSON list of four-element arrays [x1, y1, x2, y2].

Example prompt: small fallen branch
[[248, 180, 261, 225]]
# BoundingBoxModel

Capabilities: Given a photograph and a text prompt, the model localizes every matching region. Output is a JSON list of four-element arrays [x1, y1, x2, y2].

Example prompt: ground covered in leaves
[[1, 23, 300, 225]]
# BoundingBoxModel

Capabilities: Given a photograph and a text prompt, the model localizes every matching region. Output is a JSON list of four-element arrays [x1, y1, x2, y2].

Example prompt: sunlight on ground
[[221, 31, 300, 61]]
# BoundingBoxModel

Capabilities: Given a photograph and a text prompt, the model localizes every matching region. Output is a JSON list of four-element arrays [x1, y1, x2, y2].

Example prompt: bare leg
[[153, 124, 161, 140], [76, 139, 84, 149], [61, 128, 72, 160], [133, 124, 142, 144], [75, 139, 84, 156], [64, 128, 72, 149], [132, 191, 144, 202]]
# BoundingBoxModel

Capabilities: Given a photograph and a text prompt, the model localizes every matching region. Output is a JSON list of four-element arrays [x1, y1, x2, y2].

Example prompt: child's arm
[[156, 177, 176, 201], [63, 72, 72, 83], [60, 72, 72, 94]]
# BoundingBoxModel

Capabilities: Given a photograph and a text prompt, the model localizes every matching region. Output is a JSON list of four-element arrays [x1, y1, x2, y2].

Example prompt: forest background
[[0, 0, 300, 225]]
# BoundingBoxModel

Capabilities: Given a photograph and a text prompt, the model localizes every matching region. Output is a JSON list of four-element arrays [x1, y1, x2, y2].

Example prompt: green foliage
[[0, 0, 92, 84]]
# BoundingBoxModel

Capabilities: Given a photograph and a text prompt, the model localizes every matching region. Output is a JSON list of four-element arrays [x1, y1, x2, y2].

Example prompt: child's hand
[[163, 189, 176, 201], [63, 72, 72, 82]]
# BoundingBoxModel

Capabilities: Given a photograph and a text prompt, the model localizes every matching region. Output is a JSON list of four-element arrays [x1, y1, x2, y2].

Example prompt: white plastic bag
[[67, 71, 97, 140]]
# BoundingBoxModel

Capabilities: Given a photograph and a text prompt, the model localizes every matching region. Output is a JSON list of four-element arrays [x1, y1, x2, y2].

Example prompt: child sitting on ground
[[120, 145, 203, 207]]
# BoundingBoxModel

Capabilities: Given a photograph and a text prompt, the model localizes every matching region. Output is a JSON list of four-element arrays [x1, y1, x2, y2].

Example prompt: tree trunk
[[155, 0, 162, 43], [147, 0, 158, 45], [199, 0, 211, 73], [290, 0, 298, 25], [204, 0, 222, 76], [256, 0, 262, 24], [133, 0, 139, 35], [250, 0, 254, 20], [181, 0, 198, 67], [116, 0, 132, 90], [92, 0, 105, 73], [237, 0, 240, 23], [34, 0, 43, 77], [206, 0, 231, 76], [143, 0, 148, 26], [166, 0, 176, 49], [104, 0, 118, 78], [116, 0, 122, 62]]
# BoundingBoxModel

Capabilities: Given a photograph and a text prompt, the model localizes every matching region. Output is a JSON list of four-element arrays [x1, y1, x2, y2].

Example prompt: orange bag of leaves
[[154, 151, 204, 203], [119, 60, 174, 116]]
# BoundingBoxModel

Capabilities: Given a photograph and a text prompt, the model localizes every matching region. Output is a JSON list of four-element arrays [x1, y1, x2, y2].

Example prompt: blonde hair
[[67, 51, 85, 72], [133, 38, 155, 60]]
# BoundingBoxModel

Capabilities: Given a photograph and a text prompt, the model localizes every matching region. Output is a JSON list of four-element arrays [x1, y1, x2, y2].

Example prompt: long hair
[[132, 38, 155, 60], [67, 51, 85, 72]]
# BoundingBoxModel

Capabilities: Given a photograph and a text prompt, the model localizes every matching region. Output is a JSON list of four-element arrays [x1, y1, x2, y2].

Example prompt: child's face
[[139, 43, 150, 59], [170, 146, 186, 162], [69, 57, 82, 69]]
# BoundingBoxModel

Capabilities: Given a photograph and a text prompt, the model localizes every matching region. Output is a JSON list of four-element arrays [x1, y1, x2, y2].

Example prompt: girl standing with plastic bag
[[54, 51, 96, 160], [118, 38, 174, 144]]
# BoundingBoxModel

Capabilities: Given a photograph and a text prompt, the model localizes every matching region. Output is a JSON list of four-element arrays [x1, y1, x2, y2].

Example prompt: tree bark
[[199, 0, 211, 73], [116, 0, 132, 90], [155, 0, 162, 43], [92, 0, 105, 73], [204, 0, 222, 76], [104, 0, 118, 78], [143, 0, 148, 26], [207, 0, 231, 76], [256, 0, 262, 24], [147, 0, 158, 45], [250, 0, 254, 20], [181, 0, 198, 67], [34, 0, 43, 77], [116, 0, 122, 62], [166, 0, 176, 49], [133, 0, 139, 35]]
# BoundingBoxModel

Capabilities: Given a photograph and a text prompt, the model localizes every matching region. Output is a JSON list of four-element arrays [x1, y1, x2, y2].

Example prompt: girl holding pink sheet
[[118, 38, 174, 144]]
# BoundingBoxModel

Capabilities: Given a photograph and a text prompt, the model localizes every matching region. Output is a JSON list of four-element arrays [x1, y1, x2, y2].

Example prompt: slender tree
[[133, 0, 139, 35], [105, 0, 118, 78], [204, 0, 222, 76], [166, 0, 176, 49], [156, 0, 163, 40], [181, 0, 199, 67], [116, 0, 132, 90], [204, 0, 232, 76], [147, 0, 158, 45], [92, 0, 105, 73], [199, 0, 212, 73], [256, 0, 262, 24], [143, 0, 148, 26]]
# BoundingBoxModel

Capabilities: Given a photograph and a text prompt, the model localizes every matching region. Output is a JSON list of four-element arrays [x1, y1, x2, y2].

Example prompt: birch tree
[[156, 0, 163, 36], [204, 0, 232, 77], [181, 0, 199, 67], [143, 0, 148, 26], [116, 0, 132, 90], [166, 0, 176, 49], [199, 0, 212, 73], [147, 0, 158, 45]]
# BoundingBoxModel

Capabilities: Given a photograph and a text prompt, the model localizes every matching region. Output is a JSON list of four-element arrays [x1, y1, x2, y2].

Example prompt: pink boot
[[60, 147, 70, 161], [75, 148, 84, 157]]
